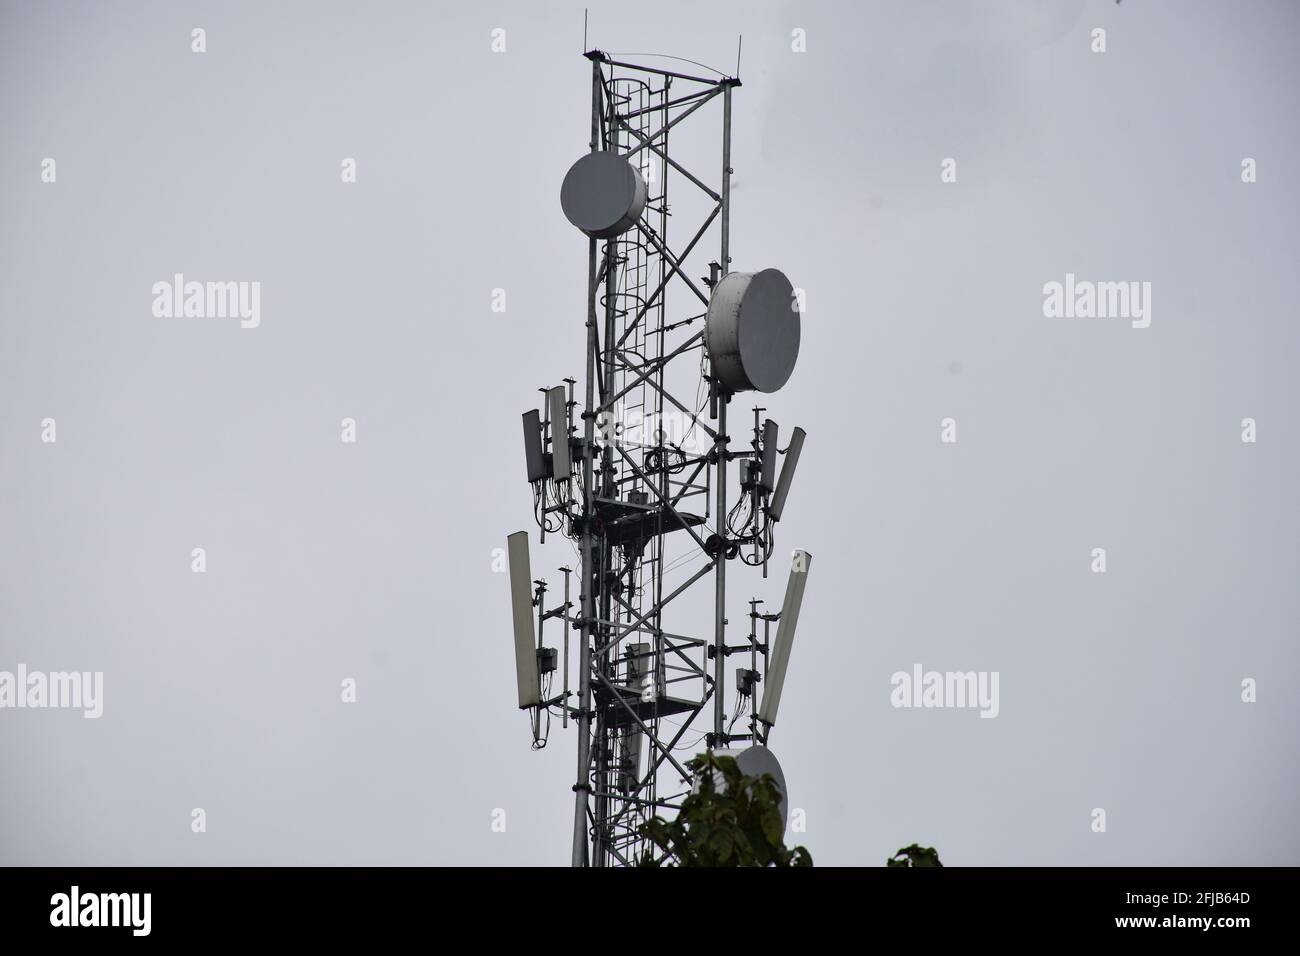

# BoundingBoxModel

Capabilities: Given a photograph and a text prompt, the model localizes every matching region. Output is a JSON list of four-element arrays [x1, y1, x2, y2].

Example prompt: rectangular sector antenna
[[522, 409, 547, 482], [548, 386, 572, 482], [768, 427, 806, 521], [757, 549, 812, 727], [508, 531, 540, 708], [760, 419, 779, 491]]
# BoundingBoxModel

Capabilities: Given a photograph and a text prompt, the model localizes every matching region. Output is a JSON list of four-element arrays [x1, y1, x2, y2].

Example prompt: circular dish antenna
[[704, 269, 800, 393], [708, 746, 790, 835], [560, 152, 647, 239]]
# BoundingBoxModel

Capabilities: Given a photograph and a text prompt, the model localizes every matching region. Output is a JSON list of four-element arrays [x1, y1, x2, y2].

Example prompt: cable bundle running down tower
[[507, 49, 811, 867]]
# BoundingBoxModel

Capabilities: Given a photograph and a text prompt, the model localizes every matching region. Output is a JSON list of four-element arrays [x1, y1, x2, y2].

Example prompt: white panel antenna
[[507, 531, 540, 708], [768, 427, 805, 521], [547, 386, 572, 482], [757, 550, 812, 727]]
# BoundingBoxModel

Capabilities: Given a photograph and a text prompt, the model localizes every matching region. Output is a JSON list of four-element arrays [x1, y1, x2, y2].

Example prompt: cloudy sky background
[[1, 0, 1297, 865]]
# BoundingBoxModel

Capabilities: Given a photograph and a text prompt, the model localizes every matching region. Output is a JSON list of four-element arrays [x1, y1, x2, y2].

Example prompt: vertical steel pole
[[750, 599, 759, 742], [713, 401, 727, 742], [594, 70, 622, 870], [562, 567, 570, 730], [721, 83, 733, 275], [653, 79, 670, 820], [594, 275, 614, 862], [713, 82, 733, 744], [571, 56, 602, 868]]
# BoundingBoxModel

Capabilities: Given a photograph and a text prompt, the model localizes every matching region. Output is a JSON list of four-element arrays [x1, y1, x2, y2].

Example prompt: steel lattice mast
[[508, 49, 809, 868]]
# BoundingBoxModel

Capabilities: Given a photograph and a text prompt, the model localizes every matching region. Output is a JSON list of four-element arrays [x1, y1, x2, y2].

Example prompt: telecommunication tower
[[506, 48, 811, 867]]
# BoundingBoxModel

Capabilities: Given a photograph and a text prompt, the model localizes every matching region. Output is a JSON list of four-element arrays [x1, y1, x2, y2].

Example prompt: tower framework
[[510, 50, 809, 868]]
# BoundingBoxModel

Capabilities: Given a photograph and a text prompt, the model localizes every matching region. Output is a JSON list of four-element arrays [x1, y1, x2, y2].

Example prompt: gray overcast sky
[[1, 0, 1297, 865]]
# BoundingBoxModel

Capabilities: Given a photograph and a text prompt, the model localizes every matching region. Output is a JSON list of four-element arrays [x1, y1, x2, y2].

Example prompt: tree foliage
[[637, 752, 813, 867], [887, 844, 943, 867]]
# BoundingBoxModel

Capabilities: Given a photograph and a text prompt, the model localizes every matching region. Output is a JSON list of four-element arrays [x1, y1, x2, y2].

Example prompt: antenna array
[[507, 50, 811, 867]]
